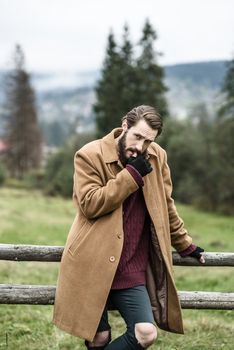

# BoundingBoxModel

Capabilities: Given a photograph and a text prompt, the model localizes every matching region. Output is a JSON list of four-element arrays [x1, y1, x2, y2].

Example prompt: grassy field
[[0, 187, 233, 350]]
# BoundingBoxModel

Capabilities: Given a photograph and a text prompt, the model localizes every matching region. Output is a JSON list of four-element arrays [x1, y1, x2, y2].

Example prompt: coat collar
[[101, 128, 121, 163], [101, 128, 159, 164]]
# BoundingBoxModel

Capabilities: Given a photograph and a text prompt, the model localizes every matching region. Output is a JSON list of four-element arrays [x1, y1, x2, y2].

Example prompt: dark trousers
[[90, 285, 155, 350]]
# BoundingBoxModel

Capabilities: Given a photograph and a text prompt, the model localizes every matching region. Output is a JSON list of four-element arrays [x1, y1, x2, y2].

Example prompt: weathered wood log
[[0, 244, 63, 262], [172, 251, 234, 266], [0, 244, 234, 266], [0, 285, 55, 305], [179, 291, 234, 309], [0, 284, 233, 309]]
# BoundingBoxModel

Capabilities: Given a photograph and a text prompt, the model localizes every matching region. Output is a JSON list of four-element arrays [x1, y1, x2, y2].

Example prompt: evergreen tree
[[94, 21, 169, 137], [219, 56, 234, 119], [136, 19, 168, 116], [119, 24, 140, 115], [214, 117, 234, 214], [4, 44, 42, 178], [215, 55, 234, 214], [94, 32, 123, 137], [120, 24, 132, 64]]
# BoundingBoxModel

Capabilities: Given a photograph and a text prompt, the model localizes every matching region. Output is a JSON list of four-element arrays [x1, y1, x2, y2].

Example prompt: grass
[[0, 187, 233, 349]]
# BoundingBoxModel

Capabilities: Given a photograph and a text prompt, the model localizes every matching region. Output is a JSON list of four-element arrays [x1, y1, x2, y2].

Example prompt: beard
[[118, 131, 147, 166], [118, 131, 128, 166]]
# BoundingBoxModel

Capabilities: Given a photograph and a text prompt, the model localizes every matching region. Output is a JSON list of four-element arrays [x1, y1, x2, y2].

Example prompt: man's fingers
[[199, 255, 205, 264]]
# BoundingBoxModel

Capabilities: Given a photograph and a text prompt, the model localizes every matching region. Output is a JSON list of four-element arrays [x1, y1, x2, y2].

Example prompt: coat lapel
[[101, 128, 122, 164]]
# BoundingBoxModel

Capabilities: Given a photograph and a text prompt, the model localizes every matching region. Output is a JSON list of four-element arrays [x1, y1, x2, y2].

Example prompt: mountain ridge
[[0, 60, 228, 136]]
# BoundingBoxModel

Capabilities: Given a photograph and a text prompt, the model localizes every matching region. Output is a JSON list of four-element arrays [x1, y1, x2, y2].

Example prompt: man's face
[[118, 119, 158, 165]]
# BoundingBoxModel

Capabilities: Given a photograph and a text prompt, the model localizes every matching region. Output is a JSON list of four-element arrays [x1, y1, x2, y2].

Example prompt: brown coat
[[53, 128, 192, 341]]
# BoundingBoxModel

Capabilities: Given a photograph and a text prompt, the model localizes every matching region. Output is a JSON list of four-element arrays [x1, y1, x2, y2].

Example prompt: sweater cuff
[[126, 165, 144, 187], [179, 243, 197, 257]]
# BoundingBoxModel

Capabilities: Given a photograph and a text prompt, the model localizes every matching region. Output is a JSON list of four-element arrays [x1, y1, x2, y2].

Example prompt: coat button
[[109, 256, 115, 262]]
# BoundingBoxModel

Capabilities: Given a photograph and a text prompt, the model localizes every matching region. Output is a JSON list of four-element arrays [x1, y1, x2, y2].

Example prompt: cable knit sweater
[[111, 164, 196, 290], [111, 165, 150, 289], [111, 188, 150, 289]]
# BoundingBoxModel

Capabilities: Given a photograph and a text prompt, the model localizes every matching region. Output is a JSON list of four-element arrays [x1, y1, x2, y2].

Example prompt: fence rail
[[0, 244, 234, 266], [0, 244, 234, 309]]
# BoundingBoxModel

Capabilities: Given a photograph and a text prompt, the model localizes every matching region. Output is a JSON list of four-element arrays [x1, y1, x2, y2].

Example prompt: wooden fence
[[0, 244, 234, 310]]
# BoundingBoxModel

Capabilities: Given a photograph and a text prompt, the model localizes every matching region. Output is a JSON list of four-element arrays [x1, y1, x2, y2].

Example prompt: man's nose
[[135, 141, 144, 152]]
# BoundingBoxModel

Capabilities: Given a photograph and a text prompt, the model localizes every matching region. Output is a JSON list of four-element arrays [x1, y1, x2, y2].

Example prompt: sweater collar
[[101, 128, 159, 164]]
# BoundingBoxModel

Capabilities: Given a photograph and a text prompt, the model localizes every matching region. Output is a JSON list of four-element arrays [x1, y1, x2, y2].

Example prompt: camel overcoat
[[53, 128, 193, 341]]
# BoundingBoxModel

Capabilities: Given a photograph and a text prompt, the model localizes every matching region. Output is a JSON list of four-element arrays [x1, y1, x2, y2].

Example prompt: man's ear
[[122, 120, 128, 131]]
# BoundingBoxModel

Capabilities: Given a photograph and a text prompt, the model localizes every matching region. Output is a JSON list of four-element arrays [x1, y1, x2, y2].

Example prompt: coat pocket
[[68, 221, 92, 256]]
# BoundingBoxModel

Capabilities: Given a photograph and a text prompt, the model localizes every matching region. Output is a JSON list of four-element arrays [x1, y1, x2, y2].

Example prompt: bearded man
[[53, 105, 205, 349]]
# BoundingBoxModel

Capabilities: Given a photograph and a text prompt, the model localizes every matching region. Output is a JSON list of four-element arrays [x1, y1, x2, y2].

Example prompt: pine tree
[[94, 21, 169, 136], [4, 44, 42, 178], [94, 32, 123, 137], [215, 55, 234, 214], [94, 26, 141, 137], [119, 24, 140, 115], [219, 56, 234, 119], [136, 19, 168, 116]]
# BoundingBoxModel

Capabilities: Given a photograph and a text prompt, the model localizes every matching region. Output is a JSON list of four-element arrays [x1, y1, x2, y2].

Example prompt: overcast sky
[[0, 0, 234, 72]]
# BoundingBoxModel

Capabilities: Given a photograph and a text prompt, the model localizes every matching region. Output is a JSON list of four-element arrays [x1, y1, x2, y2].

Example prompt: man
[[53, 105, 205, 349]]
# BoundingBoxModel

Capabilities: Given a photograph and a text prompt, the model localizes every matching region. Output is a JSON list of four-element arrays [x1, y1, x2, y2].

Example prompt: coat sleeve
[[73, 149, 139, 219], [161, 149, 193, 252]]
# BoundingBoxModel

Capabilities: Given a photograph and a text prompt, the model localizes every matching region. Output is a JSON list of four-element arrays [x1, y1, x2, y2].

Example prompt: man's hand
[[189, 246, 205, 264], [127, 155, 152, 177]]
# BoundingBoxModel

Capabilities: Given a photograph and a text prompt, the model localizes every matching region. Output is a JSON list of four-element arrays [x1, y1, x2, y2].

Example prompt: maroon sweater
[[111, 165, 149, 289], [111, 165, 196, 290]]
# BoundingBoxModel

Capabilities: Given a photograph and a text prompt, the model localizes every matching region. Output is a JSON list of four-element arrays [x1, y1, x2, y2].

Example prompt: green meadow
[[0, 187, 233, 349]]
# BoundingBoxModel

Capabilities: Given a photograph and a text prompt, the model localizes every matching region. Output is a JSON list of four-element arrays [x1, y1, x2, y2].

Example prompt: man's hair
[[121, 105, 163, 135]]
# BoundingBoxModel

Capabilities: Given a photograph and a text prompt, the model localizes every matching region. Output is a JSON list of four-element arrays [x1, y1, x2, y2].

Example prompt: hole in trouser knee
[[134, 323, 157, 348]]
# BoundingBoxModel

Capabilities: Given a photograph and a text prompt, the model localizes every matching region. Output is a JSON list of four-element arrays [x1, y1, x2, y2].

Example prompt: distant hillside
[[165, 60, 227, 88], [164, 60, 227, 117], [0, 60, 228, 138]]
